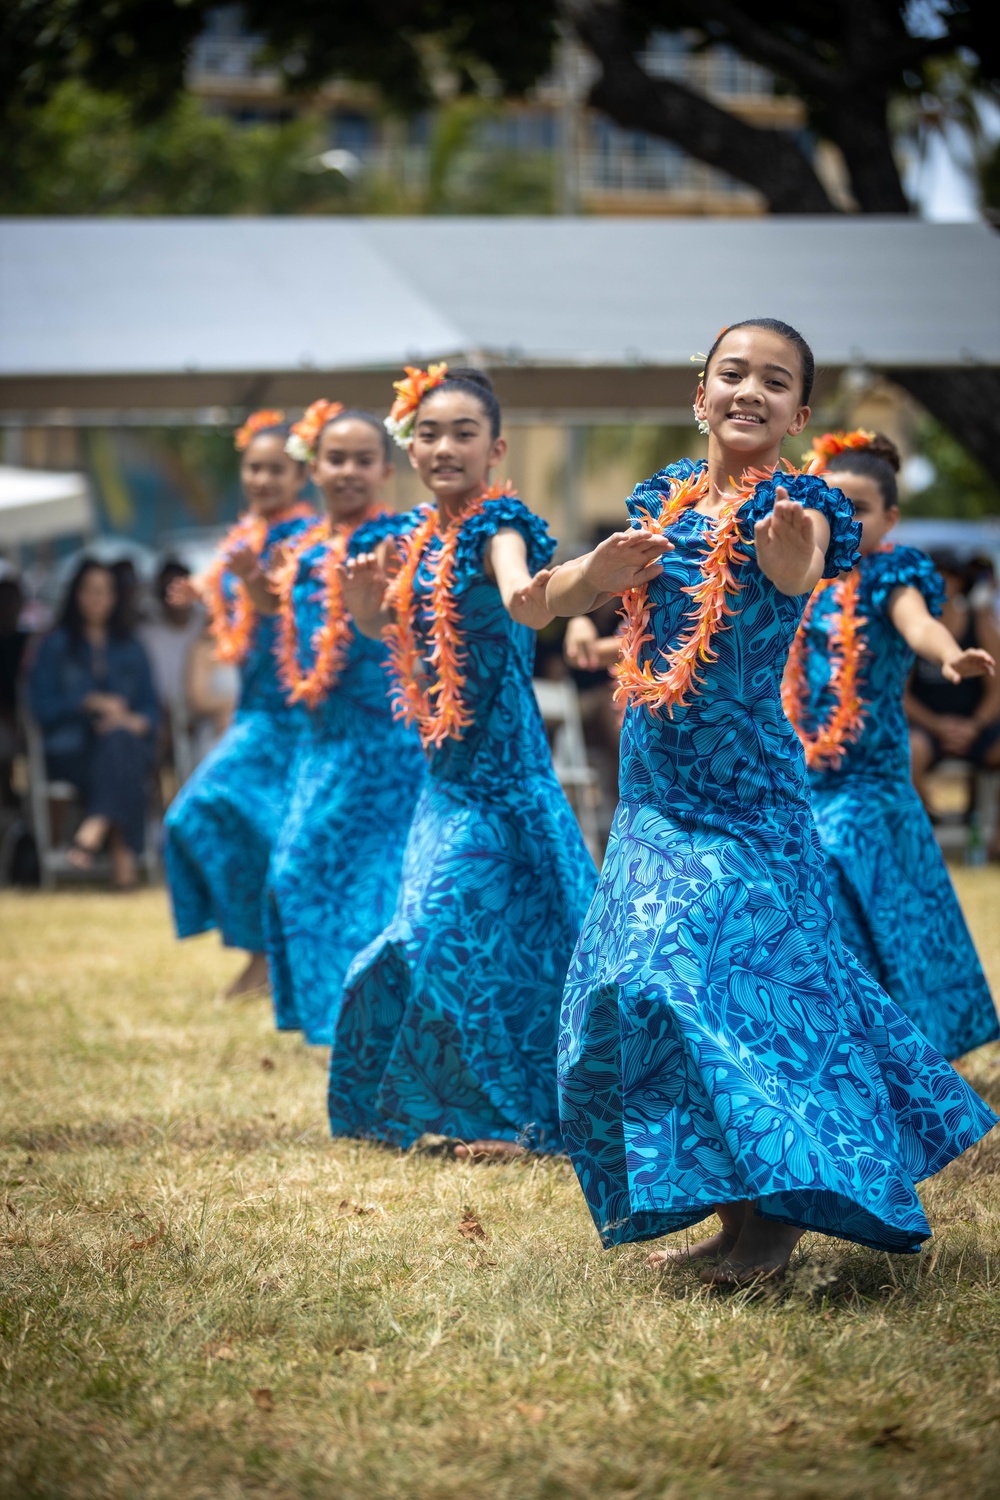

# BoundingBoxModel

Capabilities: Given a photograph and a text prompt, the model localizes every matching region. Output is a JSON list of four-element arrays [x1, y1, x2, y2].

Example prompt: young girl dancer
[[164, 412, 316, 997], [783, 431, 997, 1060], [331, 365, 597, 1157], [547, 319, 996, 1283], [265, 404, 426, 1043]]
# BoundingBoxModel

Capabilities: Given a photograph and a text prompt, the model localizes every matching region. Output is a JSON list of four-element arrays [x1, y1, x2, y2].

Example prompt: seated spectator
[[0, 569, 29, 809], [906, 549, 1000, 856], [28, 558, 158, 889], [138, 559, 203, 776], [185, 626, 239, 766]]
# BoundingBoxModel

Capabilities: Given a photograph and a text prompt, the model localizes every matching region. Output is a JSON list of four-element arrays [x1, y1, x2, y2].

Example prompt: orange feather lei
[[273, 510, 381, 708], [615, 465, 757, 716], [202, 503, 316, 666], [383, 482, 512, 749], [781, 571, 868, 769]]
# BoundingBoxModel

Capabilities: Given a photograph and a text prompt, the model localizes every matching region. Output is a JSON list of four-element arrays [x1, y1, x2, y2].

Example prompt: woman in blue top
[[29, 558, 157, 889], [164, 411, 317, 997], [547, 319, 996, 1285], [783, 432, 997, 1061], [265, 404, 425, 1044], [334, 365, 597, 1158]]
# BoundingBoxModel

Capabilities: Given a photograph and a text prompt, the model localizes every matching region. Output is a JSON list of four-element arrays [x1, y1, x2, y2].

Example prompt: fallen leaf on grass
[[261, 1057, 275, 1072], [366, 1381, 390, 1396], [770, 1418, 799, 1436], [210, 1343, 236, 1361], [251, 1388, 275, 1412], [870, 1424, 915, 1451], [337, 1199, 378, 1217], [127, 1222, 165, 1251], [515, 1402, 546, 1424], [459, 1210, 486, 1240]]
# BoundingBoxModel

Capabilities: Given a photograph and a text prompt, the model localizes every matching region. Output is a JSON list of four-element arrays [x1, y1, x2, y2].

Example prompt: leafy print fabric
[[558, 463, 996, 1254]]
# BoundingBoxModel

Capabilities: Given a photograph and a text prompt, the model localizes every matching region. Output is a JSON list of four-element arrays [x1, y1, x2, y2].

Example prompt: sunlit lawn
[[2, 874, 999, 1499]]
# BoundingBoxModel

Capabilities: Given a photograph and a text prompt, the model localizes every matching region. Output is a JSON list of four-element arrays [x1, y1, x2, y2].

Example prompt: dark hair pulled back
[[316, 408, 393, 464], [416, 367, 501, 440], [704, 318, 816, 404], [826, 433, 901, 510]]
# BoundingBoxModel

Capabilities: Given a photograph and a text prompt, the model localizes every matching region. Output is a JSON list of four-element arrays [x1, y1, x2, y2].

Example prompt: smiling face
[[311, 417, 392, 526], [695, 327, 810, 465], [239, 432, 304, 516], [832, 469, 899, 556], [409, 388, 507, 506]]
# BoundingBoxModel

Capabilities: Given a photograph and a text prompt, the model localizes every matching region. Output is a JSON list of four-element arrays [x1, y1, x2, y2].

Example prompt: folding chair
[[532, 677, 602, 863]]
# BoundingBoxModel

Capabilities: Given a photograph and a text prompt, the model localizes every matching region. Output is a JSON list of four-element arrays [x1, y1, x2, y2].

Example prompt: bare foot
[[700, 1213, 803, 1287], [225, 952, 270, 999], [648, 1227, 739, 1270], [453, 1139, 527, 1163]]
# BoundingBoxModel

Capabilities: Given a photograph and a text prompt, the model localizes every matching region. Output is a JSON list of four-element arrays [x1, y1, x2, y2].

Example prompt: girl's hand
[[509, 568, 555, 631], [166, 575, 201, 607], [754, 491, 825, 596], [942, 647, 996, 684], [339, 551, 388, 625], [564, 615, 601, 671], [227, 543, 261, 583], [583, 529, 672, 595]]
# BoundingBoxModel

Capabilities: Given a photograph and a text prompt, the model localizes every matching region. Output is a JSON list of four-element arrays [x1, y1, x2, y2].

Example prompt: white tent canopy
[[1, 216, 998, 393], [0, 465, 93, 544]]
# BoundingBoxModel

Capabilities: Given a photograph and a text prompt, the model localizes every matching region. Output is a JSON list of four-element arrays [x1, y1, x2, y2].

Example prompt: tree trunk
[[888, 368, 1000, 488], [569, 0, 837, 214]]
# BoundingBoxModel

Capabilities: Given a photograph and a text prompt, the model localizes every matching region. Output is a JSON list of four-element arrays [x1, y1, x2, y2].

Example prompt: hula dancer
[[547, 319, 996, 1283], [266, 403, 425, 1043], [331, 365, 597, 1157], [783, 431, 998, 1060], [164, 412, 316, 997]]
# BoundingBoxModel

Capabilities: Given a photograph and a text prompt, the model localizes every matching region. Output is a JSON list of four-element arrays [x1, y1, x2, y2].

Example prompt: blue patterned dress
[[265, 515, 426, 1044], [558, 461, 996, 1255], [165, 510, 315, 951], [801, 545, 997, 1061], [327, 494, 598, 1150]]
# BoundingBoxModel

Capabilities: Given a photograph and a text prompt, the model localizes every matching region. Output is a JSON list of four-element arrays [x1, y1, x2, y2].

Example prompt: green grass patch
[[2, 881, 999, 1498]]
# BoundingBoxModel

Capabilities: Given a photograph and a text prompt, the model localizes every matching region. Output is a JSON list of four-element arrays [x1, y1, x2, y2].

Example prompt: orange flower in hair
[[802, 429, 874, 475], [286, 399, 345, 463], [234, 409, 286, 452], [384, 363, 448, 448]]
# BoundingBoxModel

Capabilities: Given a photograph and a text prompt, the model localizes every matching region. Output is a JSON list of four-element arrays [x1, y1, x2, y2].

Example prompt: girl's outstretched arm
[[754, 492, 830, 596], [340, 547, 394, 638], [890, 586, 998, 686], [228, 543, 280, 616], [545, 529, 672, 617], [487, 528, 554, 630]]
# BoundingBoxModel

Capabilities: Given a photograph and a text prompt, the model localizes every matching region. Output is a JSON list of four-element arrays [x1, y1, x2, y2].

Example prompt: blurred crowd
[[1, 541, 999, 886], [0, 552, 237, 886]]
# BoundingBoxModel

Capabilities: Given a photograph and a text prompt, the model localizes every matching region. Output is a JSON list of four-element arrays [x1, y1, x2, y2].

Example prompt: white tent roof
[[2, 216, 998, 380], [0, 465, 93, 544]]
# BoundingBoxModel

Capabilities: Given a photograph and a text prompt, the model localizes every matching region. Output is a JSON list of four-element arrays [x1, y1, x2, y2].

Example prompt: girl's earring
[[693, 404, 710, 437]]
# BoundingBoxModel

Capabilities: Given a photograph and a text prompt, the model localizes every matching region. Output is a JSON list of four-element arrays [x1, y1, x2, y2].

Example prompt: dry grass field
[[2, 876, 999, 1500]]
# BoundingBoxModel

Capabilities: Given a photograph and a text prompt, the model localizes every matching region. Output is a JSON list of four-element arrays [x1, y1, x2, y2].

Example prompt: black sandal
[[65, 836, 100, 871]]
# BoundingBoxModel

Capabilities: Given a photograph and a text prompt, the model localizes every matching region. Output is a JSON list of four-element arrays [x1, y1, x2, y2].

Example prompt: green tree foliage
[[0, 82, 354, 215], [904, 417, 1000, 518]]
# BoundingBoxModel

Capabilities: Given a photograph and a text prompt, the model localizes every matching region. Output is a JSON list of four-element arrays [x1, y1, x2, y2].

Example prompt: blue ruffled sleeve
[[864, 544, 944, 617], [740, 470, 861, 579], [453, 496, 556, 582], [346, 506, 430, 558], [625, 458, 703, 527]]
